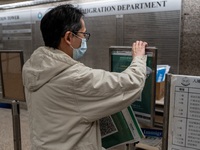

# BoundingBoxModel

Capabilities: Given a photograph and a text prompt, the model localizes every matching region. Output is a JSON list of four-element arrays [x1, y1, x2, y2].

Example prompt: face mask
[[71, 38, 87, 60]]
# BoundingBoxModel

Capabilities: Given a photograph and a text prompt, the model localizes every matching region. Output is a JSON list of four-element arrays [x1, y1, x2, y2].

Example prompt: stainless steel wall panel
[[0, 23, 32, 61], [31, 21, 44, 56], [123, 11, 180, 73], [80, 16, 117, 70]]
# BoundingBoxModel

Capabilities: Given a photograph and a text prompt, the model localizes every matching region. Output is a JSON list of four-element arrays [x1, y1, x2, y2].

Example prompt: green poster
[[111, 49, 156, 125]]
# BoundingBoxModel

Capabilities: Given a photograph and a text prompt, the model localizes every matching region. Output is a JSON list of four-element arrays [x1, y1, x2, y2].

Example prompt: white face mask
[[71, 38, 87, 60]]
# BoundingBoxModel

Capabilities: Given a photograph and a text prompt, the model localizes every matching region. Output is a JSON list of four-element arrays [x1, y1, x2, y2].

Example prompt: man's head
[[40, 4, 89, 58]]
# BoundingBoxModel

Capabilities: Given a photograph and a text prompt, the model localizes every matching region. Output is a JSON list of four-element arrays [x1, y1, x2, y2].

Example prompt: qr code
[[100, 116, 118, 138]]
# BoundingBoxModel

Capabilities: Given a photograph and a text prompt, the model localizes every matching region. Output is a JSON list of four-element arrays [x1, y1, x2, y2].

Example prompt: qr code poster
[[100, 116, 118, 138]]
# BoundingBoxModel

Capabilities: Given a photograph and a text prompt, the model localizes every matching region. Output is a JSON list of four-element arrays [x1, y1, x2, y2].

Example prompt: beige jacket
[[22, 46, 147, 150]]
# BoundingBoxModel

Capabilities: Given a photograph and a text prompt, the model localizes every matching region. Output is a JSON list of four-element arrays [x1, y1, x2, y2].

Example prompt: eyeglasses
[[73, 31, 90, 42]]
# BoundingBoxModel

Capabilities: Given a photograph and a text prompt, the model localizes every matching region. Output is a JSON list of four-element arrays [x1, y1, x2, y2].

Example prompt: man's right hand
[[132, 41, 148, 57]]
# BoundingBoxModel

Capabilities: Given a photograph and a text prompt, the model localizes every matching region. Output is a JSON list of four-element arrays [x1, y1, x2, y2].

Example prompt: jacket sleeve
[[74, 55, 147, 122]]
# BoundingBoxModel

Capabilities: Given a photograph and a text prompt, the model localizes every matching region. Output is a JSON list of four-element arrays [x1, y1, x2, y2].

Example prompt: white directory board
[[163, 74, 200, 150]]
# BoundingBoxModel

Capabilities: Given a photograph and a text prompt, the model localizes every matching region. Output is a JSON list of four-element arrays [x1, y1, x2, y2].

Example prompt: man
[[22, 4, 147, 150]]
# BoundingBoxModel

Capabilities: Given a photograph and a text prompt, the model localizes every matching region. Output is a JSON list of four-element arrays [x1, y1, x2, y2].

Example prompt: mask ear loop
[[70, 44, 75, 50]]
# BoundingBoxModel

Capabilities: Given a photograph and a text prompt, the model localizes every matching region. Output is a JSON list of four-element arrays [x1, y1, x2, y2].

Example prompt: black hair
[[40, 4, 84, 49]]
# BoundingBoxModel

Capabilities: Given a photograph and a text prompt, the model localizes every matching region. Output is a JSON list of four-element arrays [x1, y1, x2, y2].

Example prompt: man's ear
[[64, 31, 73, 45]]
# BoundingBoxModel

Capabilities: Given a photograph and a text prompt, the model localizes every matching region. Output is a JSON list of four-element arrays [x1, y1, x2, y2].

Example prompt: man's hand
[[132, 41, 148, 57]]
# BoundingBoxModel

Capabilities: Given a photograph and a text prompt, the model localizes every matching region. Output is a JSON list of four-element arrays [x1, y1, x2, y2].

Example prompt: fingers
[[132, 40, 148, 57]]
